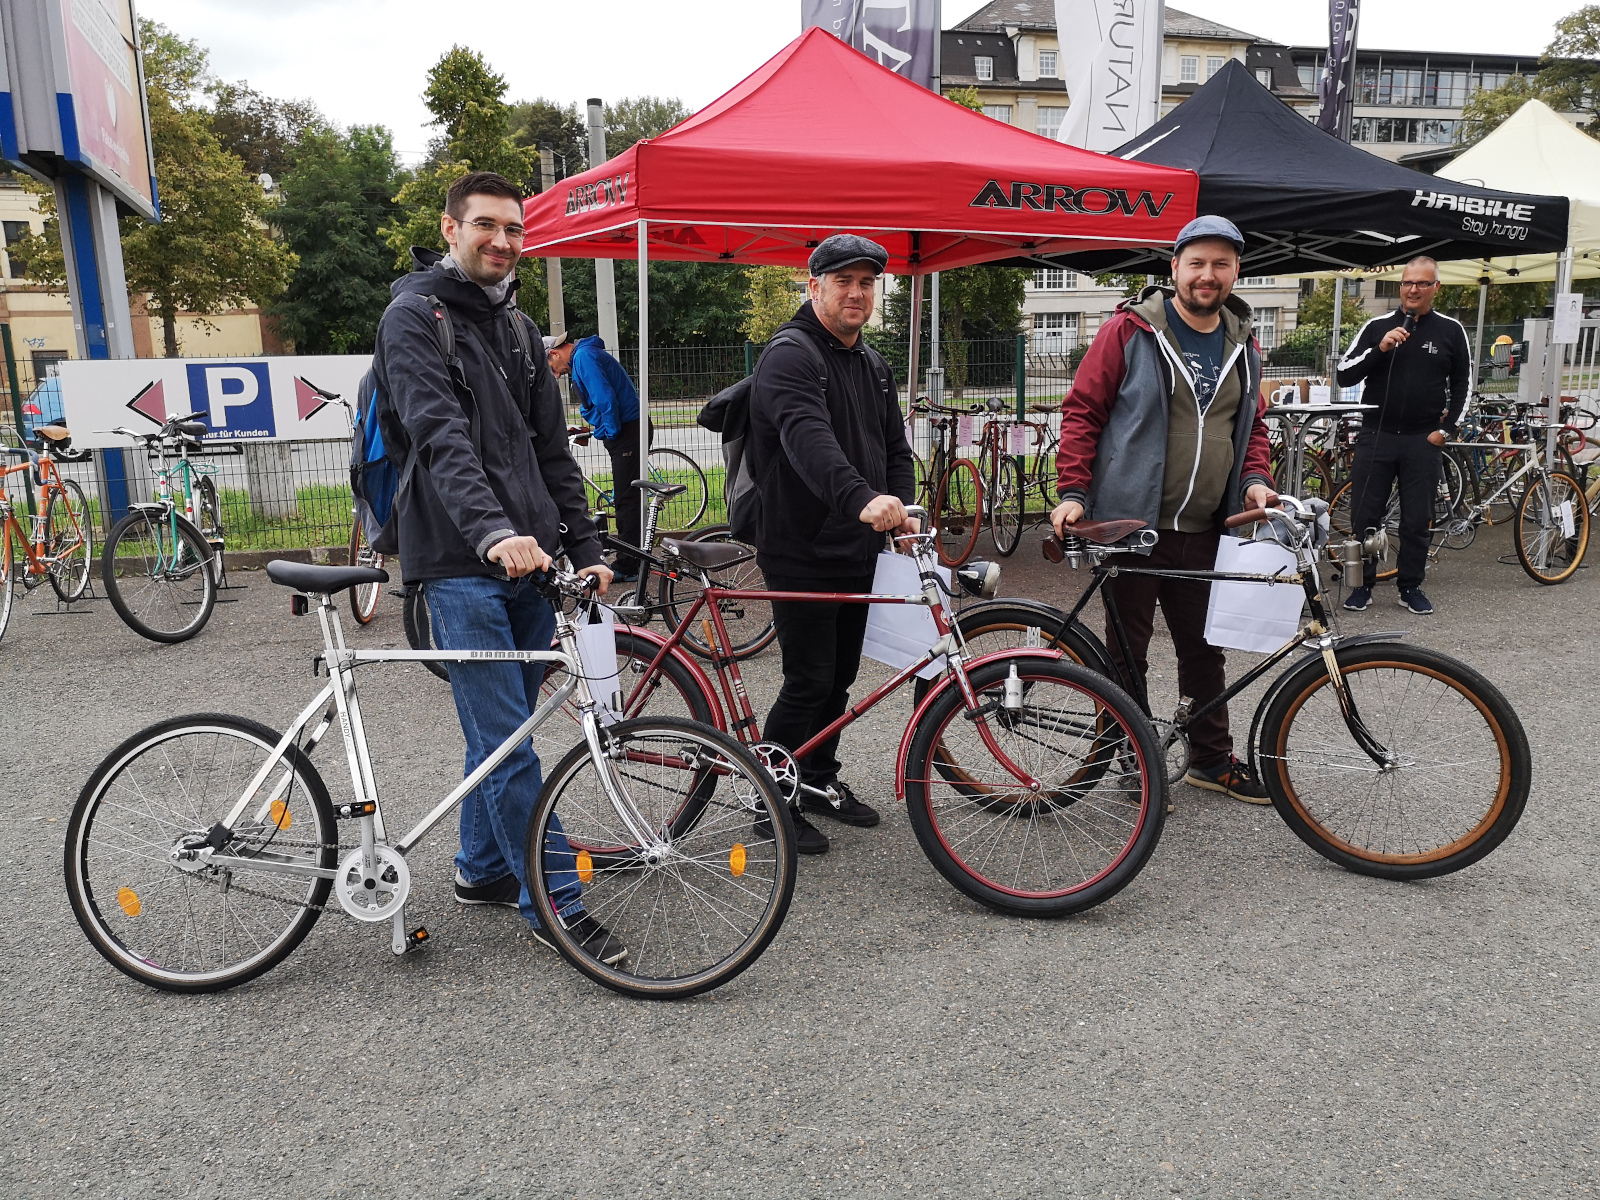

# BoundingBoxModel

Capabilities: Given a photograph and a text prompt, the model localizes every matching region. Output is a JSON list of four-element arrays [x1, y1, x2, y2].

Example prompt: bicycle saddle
[[633, 480, 686, 498], [661, 537, 753, 571], [1064, 518, 1151, 545], [266, 560, 388, 593], [176, 421, 208, 438], [35, 424, 69, 442]]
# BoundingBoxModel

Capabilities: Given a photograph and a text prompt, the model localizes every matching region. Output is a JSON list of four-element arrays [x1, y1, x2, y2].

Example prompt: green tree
[[7, 176, 65, 287], [938, 267, 1026, 396], [742, 266, 801, 343], [121, 20, 297, 356], [207, 81, 325, 179], [1297, 279, 1366, 329], [943, 85, 982, 111], [1461, 5, 1600, 140], [510, 98, 587, 186], [267, 125, 403, 354], [605, 96, 691, 157]]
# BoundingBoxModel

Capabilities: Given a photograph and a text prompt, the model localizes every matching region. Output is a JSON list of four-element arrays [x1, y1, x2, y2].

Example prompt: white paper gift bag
[[572, 603, 623, 723], [863, 550, 951, 680], [1203, 536, 1305, 654]]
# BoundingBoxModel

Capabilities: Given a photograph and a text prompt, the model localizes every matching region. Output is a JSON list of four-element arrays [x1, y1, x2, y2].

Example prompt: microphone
[[1402, 307, 1417, 334]]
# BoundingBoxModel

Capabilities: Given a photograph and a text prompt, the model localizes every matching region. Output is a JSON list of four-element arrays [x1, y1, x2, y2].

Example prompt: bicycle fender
[[957, 598, 1116, 677], [616, 625, 728, 731], [127, 501, 168, 514], [894, 647, 1065, 802]]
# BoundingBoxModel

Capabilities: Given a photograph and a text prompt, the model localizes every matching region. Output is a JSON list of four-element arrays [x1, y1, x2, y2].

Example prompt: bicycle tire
[[1258, 643, 1530, 880], [1514, 470, 1589, 584], [65, 713, 337, 993], [540, 628, 719, 728], [528, 716, 796, 999], [934, 457, 983, 567], [0, 525, 15, 644], [647, 447, 708, 531], [402, 582, 450, 681], [196, 475, 224, 584], [102, 510, 217, 643], [663, 528, 776, 661], [989, 456, 1025, 557], [347, 516, 384, 624], [903, 655, 1165, 917], [45, 477, 93, 601]]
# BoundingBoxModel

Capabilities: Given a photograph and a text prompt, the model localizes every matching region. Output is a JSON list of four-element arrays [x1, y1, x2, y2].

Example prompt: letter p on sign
[[186, 361, 276, 438]]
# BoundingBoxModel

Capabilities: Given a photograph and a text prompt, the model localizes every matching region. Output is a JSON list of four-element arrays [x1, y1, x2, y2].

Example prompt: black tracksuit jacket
[[373, 248, 602, 583], [1335, 308, 1472, 436], [747, 302, 916, 577]]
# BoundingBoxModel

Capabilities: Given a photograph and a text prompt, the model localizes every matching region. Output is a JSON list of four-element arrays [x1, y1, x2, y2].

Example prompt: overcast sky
[[136, 0, 1586, 164]]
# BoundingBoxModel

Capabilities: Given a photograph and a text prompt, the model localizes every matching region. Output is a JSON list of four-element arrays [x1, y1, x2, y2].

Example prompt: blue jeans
[[426, 574, 581, 928]]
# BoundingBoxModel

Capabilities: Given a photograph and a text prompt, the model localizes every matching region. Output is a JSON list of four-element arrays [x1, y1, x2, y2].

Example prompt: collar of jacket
[[396, 246, 521, 319], [1118, 283, 1254, 344]]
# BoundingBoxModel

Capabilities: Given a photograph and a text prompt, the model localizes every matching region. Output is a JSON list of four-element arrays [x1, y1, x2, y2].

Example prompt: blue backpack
[[352, 295, 536, 555]]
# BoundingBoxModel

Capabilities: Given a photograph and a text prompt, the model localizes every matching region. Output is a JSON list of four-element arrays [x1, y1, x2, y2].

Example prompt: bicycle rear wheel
[[528, 717, 796, 999], [102, 510, 217, 642], [903, 656, 1166, 917], [1257, 643, 1530, 880], [347, 516, 385, 623], [45, 478, 93, 601], [989, 456, 1025, 557], [0, 524, 16, 644], [934, 457, 983, 567], [647, 447, 708, 531], [65, 714, 337, 992], [1514, 470, 1589, 584]]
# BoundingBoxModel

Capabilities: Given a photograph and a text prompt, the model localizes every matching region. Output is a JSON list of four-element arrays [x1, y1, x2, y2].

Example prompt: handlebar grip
[[1225, 508, 1271, 529]]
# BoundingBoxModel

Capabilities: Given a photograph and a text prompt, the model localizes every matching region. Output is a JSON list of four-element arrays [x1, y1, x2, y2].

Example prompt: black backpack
[[698, 331, 892, 543], [353, 296, 537, 555]]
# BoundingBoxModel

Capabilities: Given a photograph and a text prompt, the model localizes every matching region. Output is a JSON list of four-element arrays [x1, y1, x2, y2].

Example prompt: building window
[[1345, 279, 1363, 297], [1241, 276, 1276, 286], [1255, 68, 1273, 88], [1034, 268, 1064, 290], [982, 104, 1012, 123], [1036, 106, 1068, 139], [1206, 56, 1225, 79], [1033, 311, 1080, 350], [1352, 116, 1461, 144], [1038, 49, 1058, 78], [1297, 65, 1316, 90], [1354, 66, 1516, 108], [1256, 309, 1280, 349], [2, 219, 30, 279], [974, 55, 994, 81], [1180, 56, 1198, 83], [1375, 280, 1402, 298]]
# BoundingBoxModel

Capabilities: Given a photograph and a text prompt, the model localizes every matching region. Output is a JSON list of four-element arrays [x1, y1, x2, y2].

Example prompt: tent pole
[[1472, 271, 1489, 390], [907, 272, 925, 420], [1548, 245, 1574, 466], [1329, 277, 1344, 379], [637, 218, 649, 546]]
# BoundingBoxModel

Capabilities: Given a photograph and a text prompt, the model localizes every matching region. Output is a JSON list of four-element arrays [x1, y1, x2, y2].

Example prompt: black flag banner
[[800, 0, 937, 90], [1317, 0, 1360, 140]]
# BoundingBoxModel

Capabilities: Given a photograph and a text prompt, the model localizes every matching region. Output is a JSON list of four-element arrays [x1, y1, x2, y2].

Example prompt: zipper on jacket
[[1154, 331, 1246, 527]]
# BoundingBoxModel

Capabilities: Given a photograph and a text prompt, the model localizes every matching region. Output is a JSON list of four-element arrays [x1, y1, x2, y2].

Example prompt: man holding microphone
[[1335, 255, 1471, 615]]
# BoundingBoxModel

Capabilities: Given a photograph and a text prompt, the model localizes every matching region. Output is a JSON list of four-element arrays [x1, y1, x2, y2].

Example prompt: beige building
[[0, 173, 283, 378]]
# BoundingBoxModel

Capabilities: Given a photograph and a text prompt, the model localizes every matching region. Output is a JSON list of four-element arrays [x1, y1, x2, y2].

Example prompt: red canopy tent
[[520, 26, 1199, 470]]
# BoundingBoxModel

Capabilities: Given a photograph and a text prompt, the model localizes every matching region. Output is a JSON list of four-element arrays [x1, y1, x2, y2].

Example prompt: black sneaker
[[454, 872, 520, 908], [1343, 585, 1373, 611], [562, 912, 628, 965], [754, 810, 830, 854], [801, 781, 881, 827], [1185, 757, 1271, 804], [1398, 587, 1434, 615]]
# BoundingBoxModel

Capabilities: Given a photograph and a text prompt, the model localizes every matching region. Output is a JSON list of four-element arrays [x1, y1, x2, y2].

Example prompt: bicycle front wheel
[[903, 656, 1166, 917], [934, 457, 983, 567], [528, 717, 796, 999], [1257, 643, 1530, 880], [1514, 470, 1589, 584], [65, 714, 337, 993], [647, 447, 708, 531], [45, 478, 93, 601], [347, 516, 384, 623], [989, 456, 1025, 557], [102, 510, 217, 642], [402, 583, 450, 681]]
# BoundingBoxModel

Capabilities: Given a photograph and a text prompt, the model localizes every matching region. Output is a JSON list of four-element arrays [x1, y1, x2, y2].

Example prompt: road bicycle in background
[[1035, 496, 1530, 880], [0, 423, 94, 642], [568, 425, 709, 533], [102, 413, 222, 642], [971, 400, 1027, 558], [908, 400, 984, 567], [65, 559, 796, 1000]]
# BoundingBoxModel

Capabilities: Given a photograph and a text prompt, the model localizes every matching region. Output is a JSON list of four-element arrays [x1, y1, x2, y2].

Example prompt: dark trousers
[[1349, 429, 1440, 591], [764, 572, 875, 789], [1104, 528, 1232, 769], [605, 419, 650, 566]]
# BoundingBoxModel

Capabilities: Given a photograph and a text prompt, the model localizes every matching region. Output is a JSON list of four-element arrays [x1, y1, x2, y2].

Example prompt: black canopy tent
[[1024, 60, 1570, 276]]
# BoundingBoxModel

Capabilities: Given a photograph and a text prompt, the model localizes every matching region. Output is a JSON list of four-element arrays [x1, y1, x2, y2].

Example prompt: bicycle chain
[[182, 832, 349, 915]]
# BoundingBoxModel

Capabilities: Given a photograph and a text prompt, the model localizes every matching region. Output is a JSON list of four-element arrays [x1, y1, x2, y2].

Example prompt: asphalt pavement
[[3, 522, 1595, 1199]]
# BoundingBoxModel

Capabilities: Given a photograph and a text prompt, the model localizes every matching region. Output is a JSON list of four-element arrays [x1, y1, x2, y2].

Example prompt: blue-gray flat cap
[[809, 233, 889, 277], [1173, 215, 1245, 255]]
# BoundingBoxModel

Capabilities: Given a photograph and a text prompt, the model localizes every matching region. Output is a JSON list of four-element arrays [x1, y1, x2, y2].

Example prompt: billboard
[[57, 355, 372, 448]]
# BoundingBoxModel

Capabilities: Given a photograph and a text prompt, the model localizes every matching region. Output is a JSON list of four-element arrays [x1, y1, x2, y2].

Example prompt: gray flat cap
[[809, 233, 889, 277], [1173, 215, 1245, 255]]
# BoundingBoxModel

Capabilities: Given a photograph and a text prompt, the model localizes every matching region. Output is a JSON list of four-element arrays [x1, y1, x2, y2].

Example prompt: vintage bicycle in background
[[0, 421, 94, 642]]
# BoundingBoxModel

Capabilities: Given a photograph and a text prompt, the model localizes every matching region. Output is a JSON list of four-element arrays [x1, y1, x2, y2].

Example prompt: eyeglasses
[[1400, 280, 1438, 289], [460, 218, 526, 242]]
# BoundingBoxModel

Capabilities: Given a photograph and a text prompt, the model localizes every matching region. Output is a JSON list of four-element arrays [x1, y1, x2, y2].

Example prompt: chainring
[[334, 845, 410, 922], [746, 741, 800, 805]]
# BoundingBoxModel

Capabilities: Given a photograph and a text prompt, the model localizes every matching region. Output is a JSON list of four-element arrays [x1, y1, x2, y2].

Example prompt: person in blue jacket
[[545, 331, 647, 580]]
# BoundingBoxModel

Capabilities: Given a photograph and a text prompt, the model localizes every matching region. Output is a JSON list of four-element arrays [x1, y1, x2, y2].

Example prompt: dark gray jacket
[[373, 248, 601, 583]]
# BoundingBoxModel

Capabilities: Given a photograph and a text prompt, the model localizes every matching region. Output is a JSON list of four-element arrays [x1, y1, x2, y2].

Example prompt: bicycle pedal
[[402, 926, 429, 953]]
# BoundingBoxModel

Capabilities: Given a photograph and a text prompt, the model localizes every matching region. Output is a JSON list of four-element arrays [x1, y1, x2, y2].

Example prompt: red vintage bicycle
[[0, 424, 95, 642], [553, 505, 1168, 917]]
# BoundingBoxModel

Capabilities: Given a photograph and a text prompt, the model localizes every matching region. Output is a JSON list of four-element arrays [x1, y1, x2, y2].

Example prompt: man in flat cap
[[745, 233, 918, 855]]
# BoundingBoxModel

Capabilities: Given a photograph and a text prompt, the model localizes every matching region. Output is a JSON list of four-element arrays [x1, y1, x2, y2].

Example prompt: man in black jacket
[[1335, 255, 1471, 615], [747, 234, 917, 854], [372, 171, 622, 962]]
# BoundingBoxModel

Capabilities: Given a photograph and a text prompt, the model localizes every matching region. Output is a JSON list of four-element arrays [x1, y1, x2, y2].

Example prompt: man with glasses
[[372, 170, 625, 963], [1335, 256, 1471, 615]]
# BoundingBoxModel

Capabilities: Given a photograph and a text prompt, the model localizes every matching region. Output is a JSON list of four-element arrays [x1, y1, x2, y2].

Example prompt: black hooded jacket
[[747, 301, 916, 577], [373, 248, 601, 583]]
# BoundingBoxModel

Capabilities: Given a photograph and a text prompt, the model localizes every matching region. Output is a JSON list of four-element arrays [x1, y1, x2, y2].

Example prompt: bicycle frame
[[0, 447, 84, 576]]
